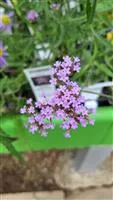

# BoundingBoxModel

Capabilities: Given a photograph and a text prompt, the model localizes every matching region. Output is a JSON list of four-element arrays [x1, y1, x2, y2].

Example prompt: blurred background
[[0, 0, 113, 113]]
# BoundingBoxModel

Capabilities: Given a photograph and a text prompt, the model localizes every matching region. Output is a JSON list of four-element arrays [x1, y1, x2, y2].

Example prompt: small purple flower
[[26, 98, 33, 105], [0, 12, 13, 32], [20, 106, 26, 114], [50, 3, 60, 10], [28, 106, 35, 114], [35, 101, 42, 108], [28, 116, 35, 124], [35, 114, 44, 125], [54, 61, 61, 67], [27, 10, 38, 22], [69, 118, 78, 129], [49, 78, 57, 85], [43, 124, 54, 129], [56, 109, 66, 119], [63, 56, 72, 67], [79, 116, 87, 127], [89, 119, 95, 125], [61, 122, 70, 130], [0, 42, 8, 68], [29, 124, 38, 134]]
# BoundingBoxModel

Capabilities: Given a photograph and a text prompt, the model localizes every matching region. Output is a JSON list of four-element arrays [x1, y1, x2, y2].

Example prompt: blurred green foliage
[[0, 0, 113, 114]]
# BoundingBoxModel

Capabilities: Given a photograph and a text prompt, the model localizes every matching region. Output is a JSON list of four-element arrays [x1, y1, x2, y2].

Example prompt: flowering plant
[[20, 56, 94, 138]]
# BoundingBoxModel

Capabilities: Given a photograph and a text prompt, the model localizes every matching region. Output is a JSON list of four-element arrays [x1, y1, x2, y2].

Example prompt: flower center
[[2, 15, 11, 25], [0, 48, 3, 57], [106, 32, 113, 40]]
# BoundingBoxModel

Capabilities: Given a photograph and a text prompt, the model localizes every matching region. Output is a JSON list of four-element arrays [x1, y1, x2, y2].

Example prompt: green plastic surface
[[0, 107, 113, 153]]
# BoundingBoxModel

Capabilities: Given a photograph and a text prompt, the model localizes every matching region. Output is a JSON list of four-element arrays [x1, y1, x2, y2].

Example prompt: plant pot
[[0, 106, 112, 153]]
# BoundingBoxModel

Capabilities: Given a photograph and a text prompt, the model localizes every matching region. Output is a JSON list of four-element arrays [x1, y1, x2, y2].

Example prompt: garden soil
[[0, 150, 113, 193]]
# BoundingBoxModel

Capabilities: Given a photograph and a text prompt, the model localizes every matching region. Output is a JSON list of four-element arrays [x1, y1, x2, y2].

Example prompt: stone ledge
[[1, 191, 65, 200], [66, 186, 113, 200]]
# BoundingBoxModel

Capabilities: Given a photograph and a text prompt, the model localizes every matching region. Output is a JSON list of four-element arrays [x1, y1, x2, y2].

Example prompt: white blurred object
[[0, 8, 4, 14], [6, 0, 13, 6], [69, 0, 76, 9], [35, 43, 53, 61], [82, 82, 113, 110]]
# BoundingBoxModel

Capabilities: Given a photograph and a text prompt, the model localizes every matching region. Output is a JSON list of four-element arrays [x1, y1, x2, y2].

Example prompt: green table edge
[[0, 106, 113, 153]]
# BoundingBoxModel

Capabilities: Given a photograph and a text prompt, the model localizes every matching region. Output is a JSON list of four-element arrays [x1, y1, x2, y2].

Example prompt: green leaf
[[96, 63, 113, 77], [1, 138, 25, 163], [0, 128, 24, 163], [0, 134, 17, 144]]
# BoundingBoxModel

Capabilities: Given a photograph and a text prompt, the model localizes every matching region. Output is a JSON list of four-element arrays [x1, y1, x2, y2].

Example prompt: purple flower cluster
[[20, 56, 95, 137], [0, 42, 8, 68], [50, 56, 81, 85], [27, 10, 38, 22]]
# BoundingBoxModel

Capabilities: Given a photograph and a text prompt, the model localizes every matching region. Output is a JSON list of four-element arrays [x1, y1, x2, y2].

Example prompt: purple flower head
[[26, 98, 33, 105], [50, 3, 60, 10], [20, 106, 27, 114], [28, 116, 35, 124], [29, 124, 38, 134], [89, 118, 95, 125], [35, 114, 44, 125], [27, 10, 38, 22], [0, 42, 8, 68], [0, 12, 13, 32], [28, 106, 35, 114], [20, 56, 95, 137]]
